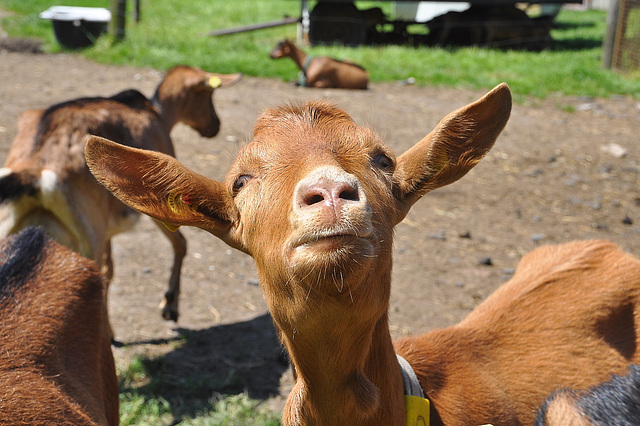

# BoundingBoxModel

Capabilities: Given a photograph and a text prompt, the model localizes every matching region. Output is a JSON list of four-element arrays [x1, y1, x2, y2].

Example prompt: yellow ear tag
[[405, 395, 430, 426], [167, 192, 197, 213], [164, 192, 198, 232], [208, 76, 222, 89], [162, 222, 181, 232]]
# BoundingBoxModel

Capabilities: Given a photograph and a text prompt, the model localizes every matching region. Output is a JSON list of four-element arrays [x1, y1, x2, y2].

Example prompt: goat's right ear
[[85, 136, 238, 244]]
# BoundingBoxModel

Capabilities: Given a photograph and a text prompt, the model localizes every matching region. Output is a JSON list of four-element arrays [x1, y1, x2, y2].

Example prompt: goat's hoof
[[161, 307, 179, 322]]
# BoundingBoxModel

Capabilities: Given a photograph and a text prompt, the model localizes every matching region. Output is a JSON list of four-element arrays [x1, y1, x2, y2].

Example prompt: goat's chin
[[287, 236, 375, 275]]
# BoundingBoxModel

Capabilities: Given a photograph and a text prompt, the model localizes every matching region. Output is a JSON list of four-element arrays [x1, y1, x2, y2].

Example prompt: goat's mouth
[[298, 233, 361, 249], [288, 230, 375, 259]]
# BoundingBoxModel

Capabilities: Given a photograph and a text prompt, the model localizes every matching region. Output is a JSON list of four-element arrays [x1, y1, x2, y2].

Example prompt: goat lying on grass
[[85, 84, 640, 425], [0, 66, 241, 339], [0, 227, 118, 425], [270, 39, 369, 89]]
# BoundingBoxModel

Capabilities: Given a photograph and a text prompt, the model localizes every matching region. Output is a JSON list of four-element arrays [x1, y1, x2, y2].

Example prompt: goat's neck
[[287, 45, 309, 72], [268, 270, 406, 425], [150, 89, 178, 134]]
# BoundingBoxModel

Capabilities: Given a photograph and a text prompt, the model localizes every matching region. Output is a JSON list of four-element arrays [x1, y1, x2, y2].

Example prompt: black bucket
[[51, 19, 108, 49], [40, 7, 111, 49]]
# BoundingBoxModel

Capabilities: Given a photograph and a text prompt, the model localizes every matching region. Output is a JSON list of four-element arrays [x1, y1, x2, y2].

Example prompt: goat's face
[[226, 103, 398, 302], [159, 66, 242, 138], [85, 83, 511, 316], [269, 40, 293, 59]]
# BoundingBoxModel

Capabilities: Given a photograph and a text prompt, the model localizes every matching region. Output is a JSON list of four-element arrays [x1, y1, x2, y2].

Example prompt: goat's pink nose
[[298, 178, 360, 209]]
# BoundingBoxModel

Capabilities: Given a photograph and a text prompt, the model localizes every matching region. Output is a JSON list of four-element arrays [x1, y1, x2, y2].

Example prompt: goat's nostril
[[305, 193, 325, 206], [339, 187, 359, 202]]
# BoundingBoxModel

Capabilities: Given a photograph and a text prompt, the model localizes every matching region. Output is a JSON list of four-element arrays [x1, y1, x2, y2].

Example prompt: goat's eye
[[373, 153, 393, 170], [232, 174, 252, 194]]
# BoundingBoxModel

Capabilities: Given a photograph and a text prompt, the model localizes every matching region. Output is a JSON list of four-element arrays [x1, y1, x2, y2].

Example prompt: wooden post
[[603, 0, 621, 68], [110, 0, 127, 41], [298, 0, 310, 44], [134, 0, 141, 23]]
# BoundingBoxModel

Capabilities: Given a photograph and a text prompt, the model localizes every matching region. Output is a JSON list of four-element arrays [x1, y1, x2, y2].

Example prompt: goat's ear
[[85, 136, 239, 244], [393, 83, 512, 222]]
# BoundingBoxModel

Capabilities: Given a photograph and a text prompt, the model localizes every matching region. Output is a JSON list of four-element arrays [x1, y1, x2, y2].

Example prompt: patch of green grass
[[117, 354, 281, 425], [183, 393, 281, 426], [118, 356, 173, 425], [1, 0, 638, 98]]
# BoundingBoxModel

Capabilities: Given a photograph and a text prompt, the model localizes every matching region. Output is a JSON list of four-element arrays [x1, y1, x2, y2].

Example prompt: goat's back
[[306, 57, 369, 89], [0, 93, 165, 256], [396, 240, 640, 425], [0, 227, 118, 425], [5, 93, 166, 176]]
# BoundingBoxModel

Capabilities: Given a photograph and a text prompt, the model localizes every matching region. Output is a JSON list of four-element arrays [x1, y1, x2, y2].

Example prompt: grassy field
[[1, 0, 639, 99]]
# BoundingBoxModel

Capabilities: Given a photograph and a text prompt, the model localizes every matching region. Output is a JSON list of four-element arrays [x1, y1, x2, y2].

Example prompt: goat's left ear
[[207, 73, 243, 89], [393, 83, 512, 223], [85, 136, 238, 242]]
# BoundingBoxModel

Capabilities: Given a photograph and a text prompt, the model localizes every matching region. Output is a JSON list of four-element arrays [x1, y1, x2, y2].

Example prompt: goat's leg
[[308, 78, 333, 88], [153, 220, 187, 322], [97, 239, 117, 344], [101, 240, 114, 283]]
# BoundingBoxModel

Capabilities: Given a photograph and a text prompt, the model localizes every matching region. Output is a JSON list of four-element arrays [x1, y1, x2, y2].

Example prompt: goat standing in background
[[0, 66, 241, 339], [270, 39, 369, 89], [0, 227, 118, 425], [85, 84, 640, 425]]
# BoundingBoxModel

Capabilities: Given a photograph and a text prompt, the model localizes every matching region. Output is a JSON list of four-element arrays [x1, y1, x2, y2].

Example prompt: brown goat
[[84, 84, 640, 425], [0, 227, 118, 425], [270, 39, 369, 89], [0, 66, 241, 337]]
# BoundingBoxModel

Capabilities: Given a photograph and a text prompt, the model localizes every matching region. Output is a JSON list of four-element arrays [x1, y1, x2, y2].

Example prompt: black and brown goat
[[536, 365, 640, 425], [0, 66, 241, 338]]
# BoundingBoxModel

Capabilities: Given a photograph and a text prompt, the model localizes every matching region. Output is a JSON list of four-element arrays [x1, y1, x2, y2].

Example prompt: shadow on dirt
[[119, 313, 288, 421]]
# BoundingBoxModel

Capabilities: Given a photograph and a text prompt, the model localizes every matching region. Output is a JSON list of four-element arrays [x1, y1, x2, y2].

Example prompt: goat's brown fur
[[0, 66, 241, 336], [270, 39, 369, 89], [0, 227, 118, 425], [84, 83, 640, 425]]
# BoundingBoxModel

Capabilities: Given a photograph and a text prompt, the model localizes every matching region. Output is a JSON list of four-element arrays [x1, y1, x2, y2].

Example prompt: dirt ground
[[1, 49, 639, 420]]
